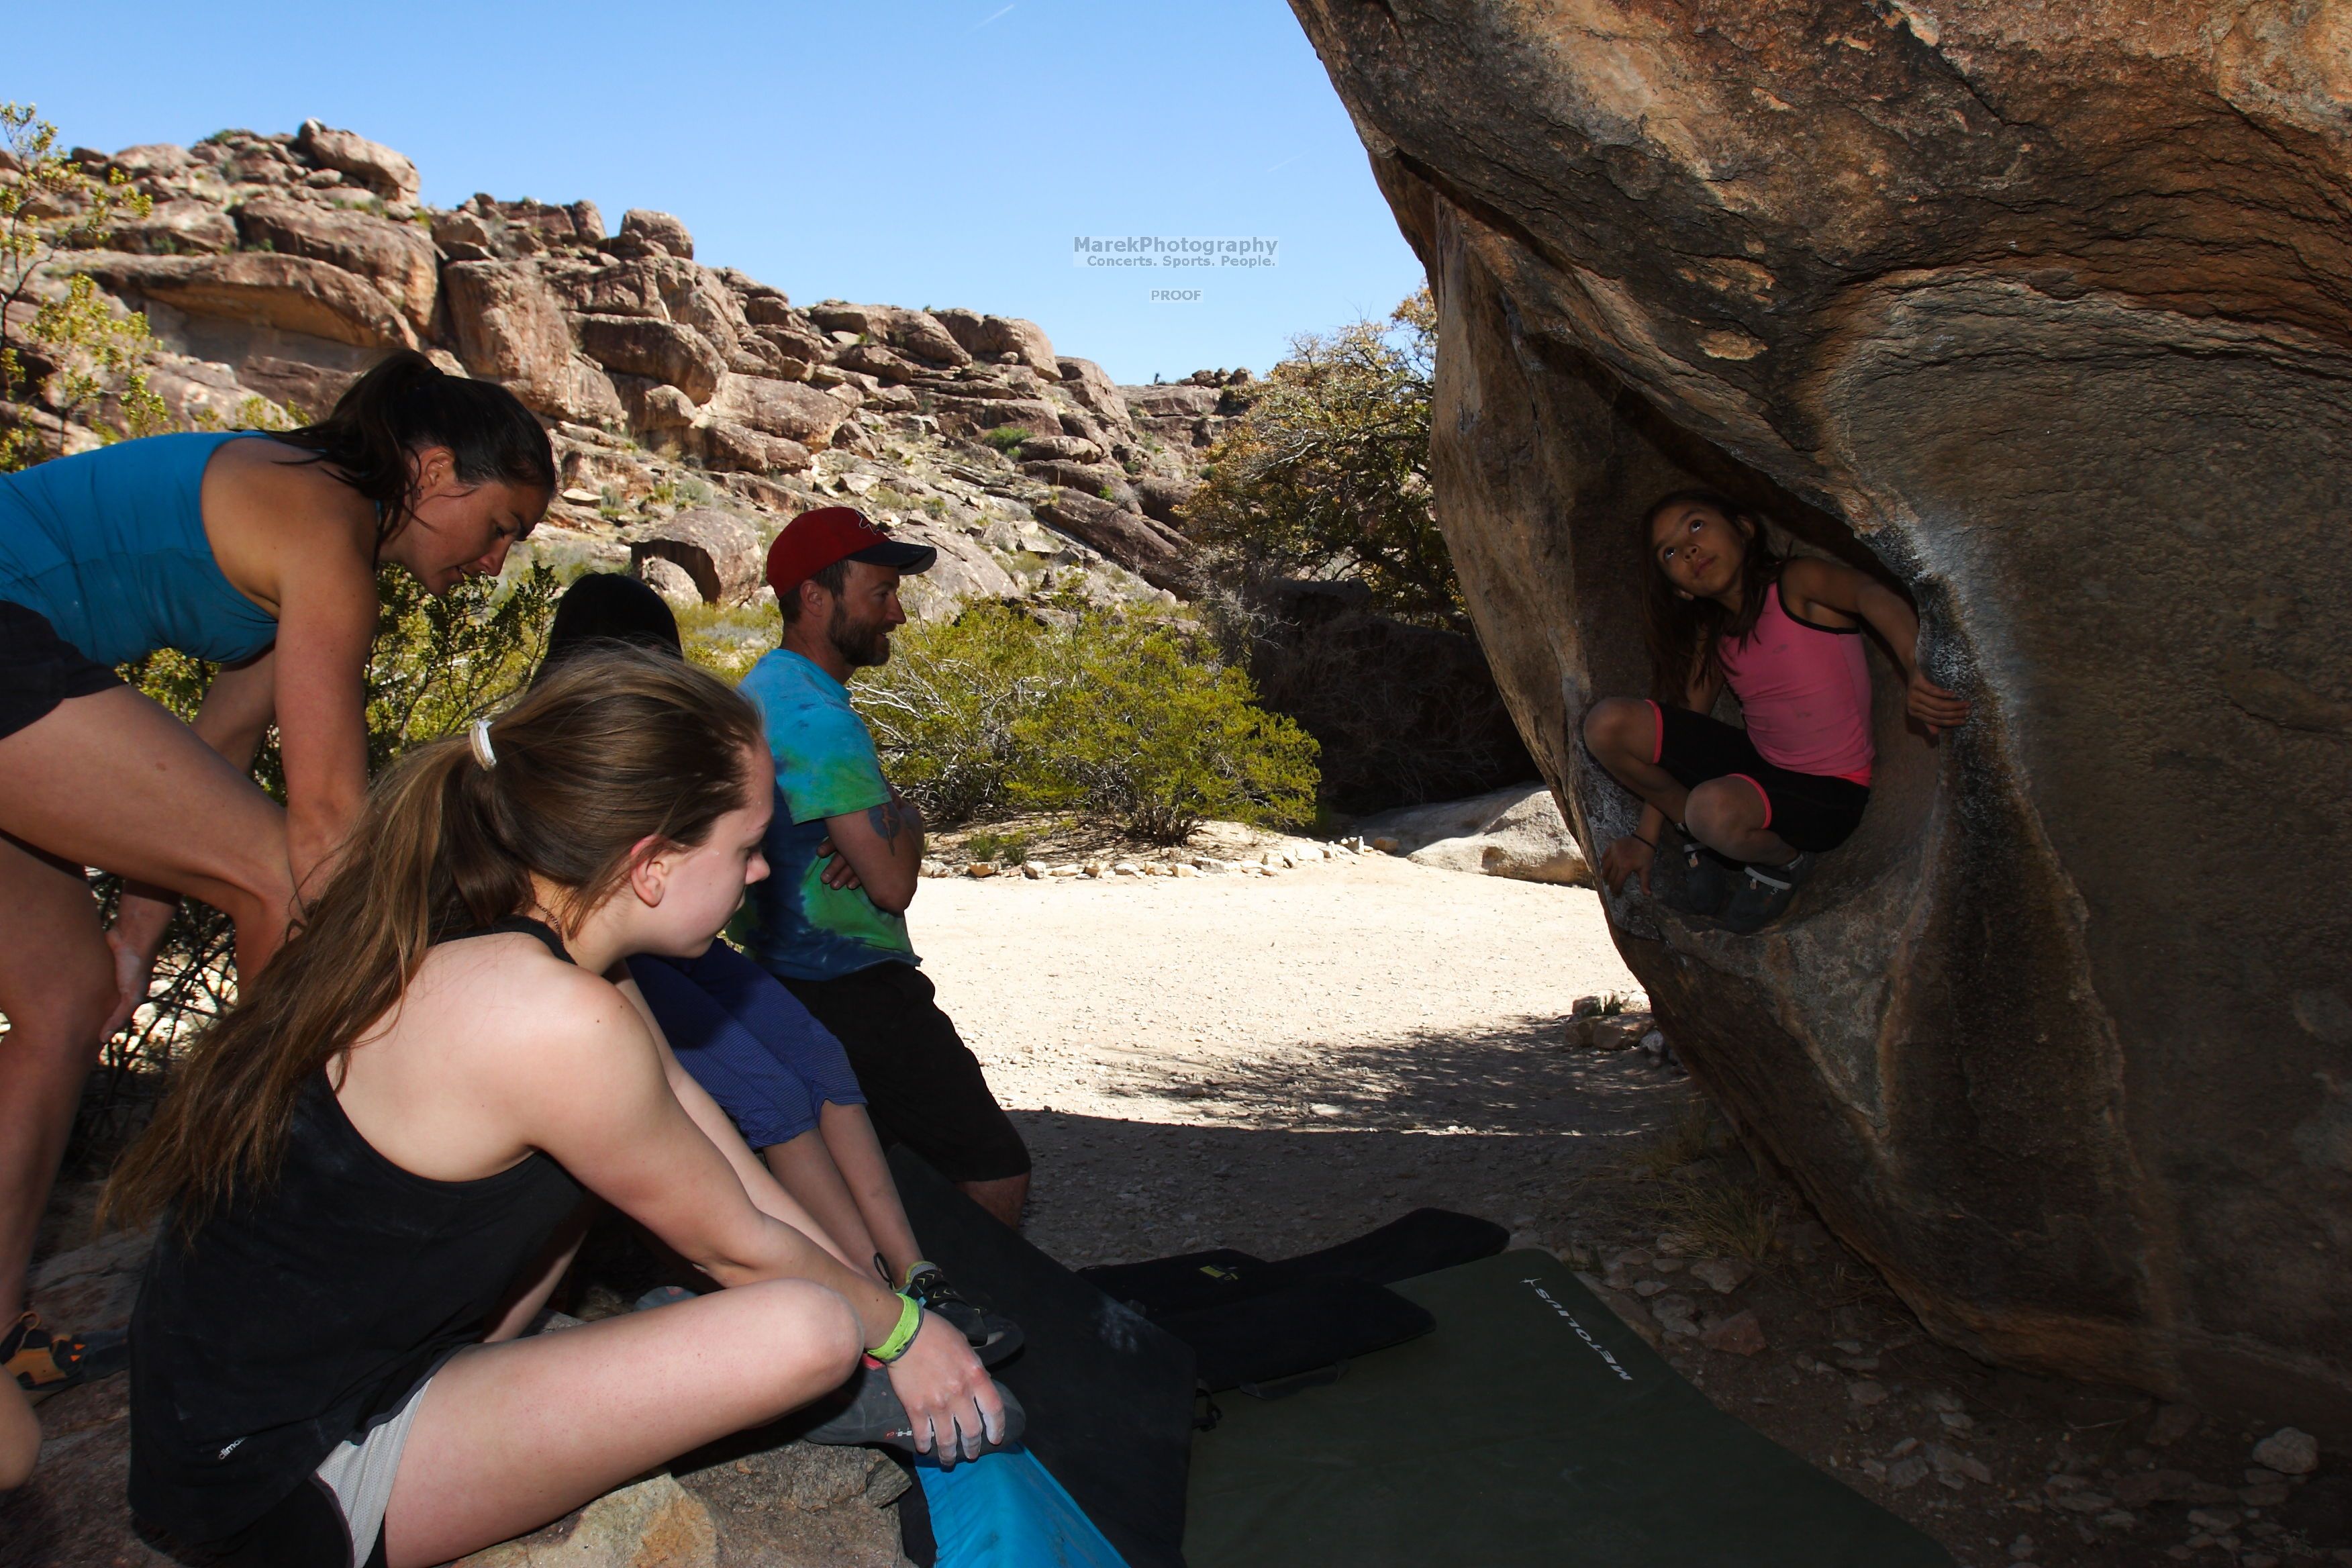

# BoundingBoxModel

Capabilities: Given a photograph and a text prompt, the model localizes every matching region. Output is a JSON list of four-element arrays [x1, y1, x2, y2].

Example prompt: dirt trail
[[915, 852, 1678, 1268]]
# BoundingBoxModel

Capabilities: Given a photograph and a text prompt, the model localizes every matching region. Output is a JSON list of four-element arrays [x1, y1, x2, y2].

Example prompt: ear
[[624, 832, 673, 910], [407, 444, 458, 494]]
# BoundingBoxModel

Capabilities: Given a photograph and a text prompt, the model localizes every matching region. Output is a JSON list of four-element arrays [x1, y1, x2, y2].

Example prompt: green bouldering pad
[[1186, 1251, 1954, 1567]]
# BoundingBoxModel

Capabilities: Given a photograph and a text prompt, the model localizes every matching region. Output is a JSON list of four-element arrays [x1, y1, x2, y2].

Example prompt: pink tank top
[[1715, 581, 1875, 785]]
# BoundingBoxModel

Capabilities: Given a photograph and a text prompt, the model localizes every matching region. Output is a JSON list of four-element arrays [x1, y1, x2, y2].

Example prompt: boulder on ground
[[694, 419, 812, 477], [630, 509, 763, 605], [237, 196, 440, 335], [293, 119, 420, 202], [1354, 782, 1589, 886], [441, 260, 608, 420], [1295, 0, 2352, 1422], [634, 553, 703, 611], [77, 252, 415, 350]]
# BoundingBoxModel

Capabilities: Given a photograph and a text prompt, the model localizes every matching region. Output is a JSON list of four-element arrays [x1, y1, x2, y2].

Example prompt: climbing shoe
[[905, 1264, 1024, 1368], [5, 1312, 125, 1396], [1719, 851, 1818, 934], [1667, 837, 1739, 918], [799, 1360, 1025, 1465]]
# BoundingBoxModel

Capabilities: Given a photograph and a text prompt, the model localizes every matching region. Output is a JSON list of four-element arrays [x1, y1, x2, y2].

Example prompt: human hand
[[814, 838, 865, 892], [883, 1312, 1003, 1464], [1599, 835, 1655, 896], [1905, 669, 1971, 736]]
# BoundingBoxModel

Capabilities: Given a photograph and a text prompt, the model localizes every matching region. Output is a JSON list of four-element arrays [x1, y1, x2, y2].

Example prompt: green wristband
[[870, 1293, 922, 1363]]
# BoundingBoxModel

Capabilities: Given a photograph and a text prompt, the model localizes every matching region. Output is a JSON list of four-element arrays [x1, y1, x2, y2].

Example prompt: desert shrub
[[963, 828, 1032, 865], [677, 600, 780, 683], [1010, 619, 1319, 843], [68, 563, 560, 1148], [1183, 288, 1459, 628], [981, 424, 1030, 454], [853, 604, 1318, 841]]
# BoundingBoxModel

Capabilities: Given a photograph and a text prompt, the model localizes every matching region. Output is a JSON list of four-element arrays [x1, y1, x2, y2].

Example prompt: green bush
[[853, 603, 1318, 842], [981, 424, 1030, 454], [963, 828, 1032, 865]]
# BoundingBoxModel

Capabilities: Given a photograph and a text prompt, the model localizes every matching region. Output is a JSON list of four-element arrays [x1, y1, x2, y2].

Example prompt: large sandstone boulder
[[76, 252, 416, 350], [443, 260, 620, 424], [703, 373, 849, 448], [293, 119, 421, 203], [1291, 0, 2352, 1428], [1034, 491, 1187, 591], [236, 197, 440, 334], [1355, 782, 1589, 886], [575, 314, 726, 403], [932, 307, 1058, 375]]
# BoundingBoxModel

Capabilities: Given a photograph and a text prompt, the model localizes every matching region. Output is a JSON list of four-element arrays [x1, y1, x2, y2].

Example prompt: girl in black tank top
[[103, 652, 1005, 1567]]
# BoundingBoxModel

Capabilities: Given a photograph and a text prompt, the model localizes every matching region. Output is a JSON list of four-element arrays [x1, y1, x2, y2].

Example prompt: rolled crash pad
[[1186, 1251, 1955, 1568], [889, 1147, 1196, 1568], [920, 1447, 1131, 1568]]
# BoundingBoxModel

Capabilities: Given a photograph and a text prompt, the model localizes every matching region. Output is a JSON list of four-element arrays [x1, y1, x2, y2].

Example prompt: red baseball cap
[[765, 506, 937, 598]]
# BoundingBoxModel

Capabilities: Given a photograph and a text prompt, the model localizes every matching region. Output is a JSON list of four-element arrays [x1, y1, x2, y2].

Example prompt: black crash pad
[[1185, 1250, 1956, 1568], [889, 1147, 1197, 1568]]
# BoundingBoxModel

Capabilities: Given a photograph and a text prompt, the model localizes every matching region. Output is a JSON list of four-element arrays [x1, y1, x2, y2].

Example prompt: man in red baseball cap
[[736, 507, 1032, 1230]]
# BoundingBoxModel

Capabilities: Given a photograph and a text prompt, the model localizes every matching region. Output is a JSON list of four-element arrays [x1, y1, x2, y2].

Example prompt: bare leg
[[0, 1378, 36, 1491], [814, 1103, 922, 1283], [0, 836, 120, 1322], [959, 1175, 1028, 1230], [762, 1127, 888, 1287], [1579, 698, 1693, 826], [381, 1279, 860, 1567], [0, 689, 294, 1324], [1684, 777, 1797, 867], [0, 687, 294, 973]]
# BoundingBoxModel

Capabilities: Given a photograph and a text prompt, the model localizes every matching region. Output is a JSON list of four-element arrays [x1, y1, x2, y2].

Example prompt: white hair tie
[[469, 718, 499, 770]]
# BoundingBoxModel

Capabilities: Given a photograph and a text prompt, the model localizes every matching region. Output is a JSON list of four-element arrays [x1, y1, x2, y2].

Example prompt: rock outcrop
[[1353, 783, 1590, 886], [1292, 1, 2352, 1428], [26, 123, 1230, 624]]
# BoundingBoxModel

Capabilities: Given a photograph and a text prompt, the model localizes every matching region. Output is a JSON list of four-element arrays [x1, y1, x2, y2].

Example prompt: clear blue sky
[[9, 1, 1426, 384]]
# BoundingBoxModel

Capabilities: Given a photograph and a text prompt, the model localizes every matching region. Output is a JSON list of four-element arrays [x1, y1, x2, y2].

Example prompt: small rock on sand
[[1700, 1309, 1767, 1355], [2252, 1427, 2318, 1475]]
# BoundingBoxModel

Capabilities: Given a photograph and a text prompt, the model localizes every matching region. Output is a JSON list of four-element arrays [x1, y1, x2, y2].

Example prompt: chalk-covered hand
[[1600, 834, 1655, 896], [1904, 669, 1972, 737], [884, 1312, 1005, 1463]]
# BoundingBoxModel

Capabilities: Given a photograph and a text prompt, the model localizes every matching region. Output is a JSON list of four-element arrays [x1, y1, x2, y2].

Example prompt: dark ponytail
[[274, 349, 556, 540], [1639, 489, 1783, 704]]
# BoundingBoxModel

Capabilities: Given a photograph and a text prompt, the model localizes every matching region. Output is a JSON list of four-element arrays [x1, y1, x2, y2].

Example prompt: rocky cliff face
[[1291, 1, 2352, 1428], [18, 121, 1237, 618]]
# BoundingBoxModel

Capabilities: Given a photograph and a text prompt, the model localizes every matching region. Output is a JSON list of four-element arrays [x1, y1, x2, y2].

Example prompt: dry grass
[[1647, 1171, 1783, 1265], [1625, 1100, 1712, 1181]]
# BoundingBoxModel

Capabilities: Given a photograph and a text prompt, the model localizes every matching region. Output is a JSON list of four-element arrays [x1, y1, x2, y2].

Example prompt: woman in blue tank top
[[0, 350, 555, 1393]]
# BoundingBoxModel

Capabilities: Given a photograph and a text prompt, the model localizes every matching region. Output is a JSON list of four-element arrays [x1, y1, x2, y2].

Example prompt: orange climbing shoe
[[5, 1311, 124, 1395]]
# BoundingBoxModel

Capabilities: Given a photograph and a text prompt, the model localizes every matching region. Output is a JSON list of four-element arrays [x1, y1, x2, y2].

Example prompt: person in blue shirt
[[0, 350, 554, 1400], [740, 507, 1032, 1228]]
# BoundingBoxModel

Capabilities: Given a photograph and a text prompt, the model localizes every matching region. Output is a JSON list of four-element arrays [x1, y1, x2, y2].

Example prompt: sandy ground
[[912, 852, 1682, 1269], [908, 852, 2352, 1568]]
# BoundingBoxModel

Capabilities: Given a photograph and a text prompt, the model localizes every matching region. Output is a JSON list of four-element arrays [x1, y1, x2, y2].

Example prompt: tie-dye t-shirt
[[734, 648, 918, 980]]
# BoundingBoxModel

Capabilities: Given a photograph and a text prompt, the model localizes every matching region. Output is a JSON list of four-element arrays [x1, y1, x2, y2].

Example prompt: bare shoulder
[[409, 934, 659, 1087], [202, 438, 376, 605], [1778, 556, 1866, 619]]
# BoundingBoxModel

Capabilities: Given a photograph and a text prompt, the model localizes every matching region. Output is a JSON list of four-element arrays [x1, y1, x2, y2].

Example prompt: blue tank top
[[0, 432, 283, 667]]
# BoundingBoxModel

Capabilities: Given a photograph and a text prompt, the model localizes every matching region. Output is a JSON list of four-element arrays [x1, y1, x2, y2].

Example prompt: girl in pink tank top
[[1581, 490, 1970, 934]]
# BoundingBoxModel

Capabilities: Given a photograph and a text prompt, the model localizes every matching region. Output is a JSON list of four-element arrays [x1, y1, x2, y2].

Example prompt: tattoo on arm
[[868, 797, 905, 842]]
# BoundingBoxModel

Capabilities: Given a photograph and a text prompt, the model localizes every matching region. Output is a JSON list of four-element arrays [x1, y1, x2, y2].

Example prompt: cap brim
[[850, 540, 938, 575]]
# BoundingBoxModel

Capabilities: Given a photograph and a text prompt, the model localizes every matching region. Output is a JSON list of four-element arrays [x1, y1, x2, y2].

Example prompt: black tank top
[[128, 919, 589, 1542]]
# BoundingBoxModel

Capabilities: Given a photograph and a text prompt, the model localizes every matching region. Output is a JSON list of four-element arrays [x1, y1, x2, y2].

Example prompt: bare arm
[[816, 789, 926, 914], [267, 549, 378, 897], [1783, 558, 1971, 735], [103, 654, 289, 1032], [611, 970, 862, 1272]]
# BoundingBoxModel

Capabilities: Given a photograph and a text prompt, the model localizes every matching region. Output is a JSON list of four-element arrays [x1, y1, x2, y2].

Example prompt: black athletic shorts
[[1649, 700, 1870, 854], [0, 599, 123, 742], [781, 961, 1032, 1184]]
